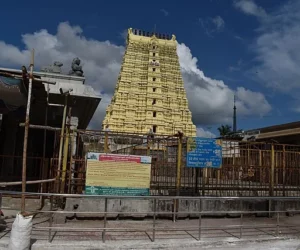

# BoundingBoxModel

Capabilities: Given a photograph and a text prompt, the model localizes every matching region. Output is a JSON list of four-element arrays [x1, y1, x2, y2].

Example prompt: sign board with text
[[186, 137, 222, 168], [85, 153, 151, 196]]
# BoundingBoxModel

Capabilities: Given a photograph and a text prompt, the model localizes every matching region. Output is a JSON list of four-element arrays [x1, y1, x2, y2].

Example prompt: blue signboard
[[186, 137, 222, 168]]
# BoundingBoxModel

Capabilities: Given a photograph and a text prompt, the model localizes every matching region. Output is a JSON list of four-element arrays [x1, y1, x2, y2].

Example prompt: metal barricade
[[0, 191, 299, 243]]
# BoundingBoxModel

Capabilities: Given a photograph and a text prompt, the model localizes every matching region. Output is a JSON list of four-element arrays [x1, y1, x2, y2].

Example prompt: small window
[[153, 78, 156, 81], [153, 88, 156, 92], [152, 99, 156, 105], [153, 45, 156, 49], [153, 68, 156, 72], [153, 125, 157, 133], [153, 53, 156, 56], [153, 111, 157, 117]]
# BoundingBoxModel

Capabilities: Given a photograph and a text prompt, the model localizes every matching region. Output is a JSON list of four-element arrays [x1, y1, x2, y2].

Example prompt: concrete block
[[253, 200, 269, 217], [65, 197, 121, 219], [155, 199, 174, 219], [119, 199, 149, 218], [53, 209, 66, 224], [275, 200, 300, 217], [178, 199, 199, 218], [202, 200, 226, 217], [2, 197, 42, 210], [60, 197, 300, 220]]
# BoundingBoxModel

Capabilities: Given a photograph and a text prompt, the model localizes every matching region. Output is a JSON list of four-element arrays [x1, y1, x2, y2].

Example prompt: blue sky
[[0, 0, 299, 136]]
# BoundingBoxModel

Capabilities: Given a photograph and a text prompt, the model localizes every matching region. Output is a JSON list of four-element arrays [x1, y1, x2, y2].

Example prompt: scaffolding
[[0, 51, 58, 212]]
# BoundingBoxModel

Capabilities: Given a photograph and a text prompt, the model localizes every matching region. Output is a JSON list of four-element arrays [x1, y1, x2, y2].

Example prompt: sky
[[0, 0, 299, 137]]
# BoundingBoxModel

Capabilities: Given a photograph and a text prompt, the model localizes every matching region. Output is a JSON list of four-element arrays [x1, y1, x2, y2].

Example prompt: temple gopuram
[[102, 28, 196, 136]]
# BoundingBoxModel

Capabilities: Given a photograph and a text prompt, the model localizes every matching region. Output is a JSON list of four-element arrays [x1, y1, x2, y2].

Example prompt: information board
[[85, 153, 151, 196], [186, 137, 222, 168]]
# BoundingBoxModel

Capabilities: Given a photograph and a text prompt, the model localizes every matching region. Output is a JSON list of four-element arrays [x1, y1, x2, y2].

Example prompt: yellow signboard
[[85, 153, 151, 196]]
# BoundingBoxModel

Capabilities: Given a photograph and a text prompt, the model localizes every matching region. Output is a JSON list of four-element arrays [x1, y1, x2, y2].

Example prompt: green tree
[[217, 125, 232, 137]]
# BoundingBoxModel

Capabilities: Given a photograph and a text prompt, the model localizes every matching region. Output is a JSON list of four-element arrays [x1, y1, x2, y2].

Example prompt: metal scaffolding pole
[[56, 95, 68, 193], [21, 49, 35, 213]]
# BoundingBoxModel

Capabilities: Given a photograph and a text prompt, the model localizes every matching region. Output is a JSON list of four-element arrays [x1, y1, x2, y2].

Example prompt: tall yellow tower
[[102, 28, 196, 136]]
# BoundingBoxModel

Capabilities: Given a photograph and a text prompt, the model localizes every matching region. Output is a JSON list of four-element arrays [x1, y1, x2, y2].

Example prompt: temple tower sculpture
[[102, 28, 196, 136]]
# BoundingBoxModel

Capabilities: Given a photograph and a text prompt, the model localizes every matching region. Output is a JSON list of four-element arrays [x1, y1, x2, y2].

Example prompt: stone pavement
[[0, 212, 300, 249]]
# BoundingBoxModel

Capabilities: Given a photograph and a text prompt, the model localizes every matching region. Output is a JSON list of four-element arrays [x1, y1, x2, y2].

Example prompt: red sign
[[99, 154, 141, 163]]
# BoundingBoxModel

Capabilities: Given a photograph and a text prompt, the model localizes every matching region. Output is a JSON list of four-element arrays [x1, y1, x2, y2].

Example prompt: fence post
[[198, 198, 202, 241], [176, 133, 183, 196], [104, 131, 109, 153], [68, 132, 74, 194], [202, 169, 207, 196], [195, 169, 199, 195], [282, 145, 286, 196], [269, 144, 275, 217], [48, 195, 53, 243], [152, 198, 156, 242], [259, 150, 262, 184], [102, 198, 108, 243], [56, 94, 68, 194], [174, 133, 183, 221], [270, 144, 275, 197], [232, 153, 235, 185], [239, 199, 243, 239], [147, 138, 151, 156], [60, 126, 70, 194], [276, 211, 280, 236]]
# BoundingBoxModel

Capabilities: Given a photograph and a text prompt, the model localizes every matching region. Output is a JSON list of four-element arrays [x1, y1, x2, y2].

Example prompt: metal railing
[[1, 191, 300, 243]]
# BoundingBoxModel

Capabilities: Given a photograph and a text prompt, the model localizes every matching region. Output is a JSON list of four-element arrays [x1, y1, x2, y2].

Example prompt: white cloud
[[0, 22, 271, 130], [177, 43, 271, 125], [234, 35, 244, 41], [199, 16, 225, 37], [211, 16, 225, 30], [234, 0, 267, 18], [196, 127, 216, 138], [247, 0, 300, 94], [160, 9, 169, 17], [229, 59, 243, 72]]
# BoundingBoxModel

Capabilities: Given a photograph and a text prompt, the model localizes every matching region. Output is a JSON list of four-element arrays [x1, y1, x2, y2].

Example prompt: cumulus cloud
[[248, 0, 300, 94], [0, 22, 271, 130], [234, 0, 267, 18], [234, 0, 300, 95], [177, 43, 271, 125]]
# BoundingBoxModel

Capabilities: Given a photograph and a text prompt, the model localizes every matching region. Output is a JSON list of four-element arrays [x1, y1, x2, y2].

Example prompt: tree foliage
[[217, 125, 232, 137], [217, 124, 244, 139]]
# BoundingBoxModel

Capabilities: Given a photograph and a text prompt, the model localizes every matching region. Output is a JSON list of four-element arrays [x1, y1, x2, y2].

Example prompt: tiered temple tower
[[102, 28, 196, 136]]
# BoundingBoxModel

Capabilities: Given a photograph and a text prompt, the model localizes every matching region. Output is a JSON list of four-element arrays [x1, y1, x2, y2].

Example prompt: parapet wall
[[63, 197, 300, 220]]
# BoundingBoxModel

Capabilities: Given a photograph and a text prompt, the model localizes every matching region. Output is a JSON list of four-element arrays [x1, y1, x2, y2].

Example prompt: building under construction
[[0, 60, 101, 191]]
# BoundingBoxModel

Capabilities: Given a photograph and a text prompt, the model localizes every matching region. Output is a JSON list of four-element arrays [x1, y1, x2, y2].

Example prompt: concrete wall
[[1, 197, 46, 211], [63, 197, 300, 220], [3, 197, 300, 221]]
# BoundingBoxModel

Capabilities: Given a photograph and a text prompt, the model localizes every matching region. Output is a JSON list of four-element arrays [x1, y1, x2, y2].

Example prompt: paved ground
[[182, 239, 300, 249], [1, 210, 300, 249]]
